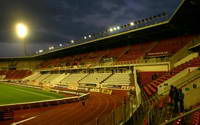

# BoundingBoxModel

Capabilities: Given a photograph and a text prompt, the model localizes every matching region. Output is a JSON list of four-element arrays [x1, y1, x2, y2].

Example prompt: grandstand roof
[[0, 0, 199, 61]]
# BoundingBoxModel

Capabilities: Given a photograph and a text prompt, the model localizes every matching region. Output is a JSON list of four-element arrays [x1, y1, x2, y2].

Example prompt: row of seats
[[23, 73, 132, 87], [118, 41, 156, 61], [79, 73, 112, 84], [172, 104, 200, 125], [60, 73, 87, 85], [147, 35, 193, 57], [143, 56, 200, 96], [190, 104, 200, 125], [103, 73, 131, 86], [138, 71, 166, 86], [0, 70, 32, 80], [37, 35, 195, 69]]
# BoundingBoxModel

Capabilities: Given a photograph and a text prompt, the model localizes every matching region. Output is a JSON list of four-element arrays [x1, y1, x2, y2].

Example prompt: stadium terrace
[[0, 0, 200, 125]]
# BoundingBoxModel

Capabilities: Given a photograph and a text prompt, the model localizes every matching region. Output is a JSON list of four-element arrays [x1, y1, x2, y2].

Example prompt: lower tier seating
[[79, 73, 112, 85], [102, 73, 131, 86], [0, 70, 32, 80]]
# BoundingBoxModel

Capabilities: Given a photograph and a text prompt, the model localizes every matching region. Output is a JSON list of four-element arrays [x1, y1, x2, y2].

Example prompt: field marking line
[[11, 116, 38, 125]]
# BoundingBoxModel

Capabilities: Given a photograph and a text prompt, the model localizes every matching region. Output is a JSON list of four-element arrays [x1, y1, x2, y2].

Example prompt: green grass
[[0, 83, 65, 105]]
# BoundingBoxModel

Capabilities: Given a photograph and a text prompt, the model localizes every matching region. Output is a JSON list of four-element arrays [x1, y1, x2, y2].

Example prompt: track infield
[[0, 83, 65, 105]]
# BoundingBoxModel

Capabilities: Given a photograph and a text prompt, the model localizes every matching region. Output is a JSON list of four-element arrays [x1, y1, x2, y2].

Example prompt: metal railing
[[82, 95, 139, 125]]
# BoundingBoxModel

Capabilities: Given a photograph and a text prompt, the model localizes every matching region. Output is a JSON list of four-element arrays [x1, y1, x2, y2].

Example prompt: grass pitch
[[0, 83, 65, 105]]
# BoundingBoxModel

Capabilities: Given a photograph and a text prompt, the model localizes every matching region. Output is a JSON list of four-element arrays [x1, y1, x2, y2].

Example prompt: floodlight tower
[[16, 23, 28, 56]]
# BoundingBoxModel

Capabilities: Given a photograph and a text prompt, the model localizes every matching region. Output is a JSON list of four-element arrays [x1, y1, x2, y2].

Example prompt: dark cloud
[[0, 0, 179, 57]]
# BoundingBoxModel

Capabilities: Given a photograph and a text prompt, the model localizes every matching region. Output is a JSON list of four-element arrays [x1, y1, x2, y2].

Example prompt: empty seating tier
[[102, 73, 131, 86]]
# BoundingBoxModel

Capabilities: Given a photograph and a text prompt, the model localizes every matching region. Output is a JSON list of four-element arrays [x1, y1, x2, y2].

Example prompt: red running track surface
[[8, 91, 127, 125]]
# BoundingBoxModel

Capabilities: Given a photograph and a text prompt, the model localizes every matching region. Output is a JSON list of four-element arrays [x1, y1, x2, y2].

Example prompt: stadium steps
[[50, 73, 68, 85], [143, 56, 200, 97], [117, 46, 130, 61], [99, 73, 113, 84], [77, 73, 90, 84]]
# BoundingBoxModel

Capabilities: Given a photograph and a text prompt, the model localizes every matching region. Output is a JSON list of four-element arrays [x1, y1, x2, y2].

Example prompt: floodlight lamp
[[39, 49, 44, 53], [130, 22, 135, 26], [16, 23, 28, 39]]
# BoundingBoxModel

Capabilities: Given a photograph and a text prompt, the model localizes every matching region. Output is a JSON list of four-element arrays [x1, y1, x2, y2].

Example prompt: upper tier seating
[[79, 50, 107, 64], [143, 56, 200, 96], [103, 46, 128, 59], [118, 42, 156, 62], [36, 35, 194, 68], [147, 35, 193, 57], [39, 58, 60, 68], [102, 73, 131, 86]]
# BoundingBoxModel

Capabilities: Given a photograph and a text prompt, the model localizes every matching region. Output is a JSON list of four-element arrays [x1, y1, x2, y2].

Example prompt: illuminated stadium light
[[49, 46, 54, 50], [109, 28, 113, 32], [130, 22, 135, 26], [39, 49, 44, 53], [113, 27, 117, 31], [59, 44, 63, 47], [16, 23, 28, 39], [84, 36, 87, 39], [71, 40, 74, 43], [117, 26, 120, 30], [88, 35, 92, 38]]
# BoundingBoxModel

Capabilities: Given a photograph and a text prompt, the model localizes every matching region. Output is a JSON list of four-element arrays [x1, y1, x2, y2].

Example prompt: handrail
[[160, 69, 200, 95], [160, 106, 200, 125]]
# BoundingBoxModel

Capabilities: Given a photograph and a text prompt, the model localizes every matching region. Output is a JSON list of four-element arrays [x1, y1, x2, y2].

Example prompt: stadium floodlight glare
[[113, 27, 117, 31], [109, 28, 113, 32], [59, 44, 63, 47], [71, 40, 74, 43], [16, 23, 28, 39], [49, 46, 54, 50], [130, 22, 135, 26], [88, 35, 91, 38], [117, 26, 120, 30], [39, 49, 44, 53], [84, 36, 87, 39]]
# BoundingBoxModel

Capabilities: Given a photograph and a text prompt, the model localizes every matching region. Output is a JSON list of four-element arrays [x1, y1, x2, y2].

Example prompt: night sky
[[0, 0, 180, 57]]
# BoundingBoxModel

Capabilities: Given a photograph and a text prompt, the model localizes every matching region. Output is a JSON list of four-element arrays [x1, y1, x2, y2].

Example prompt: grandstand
[[0, 0, 200, 125]]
